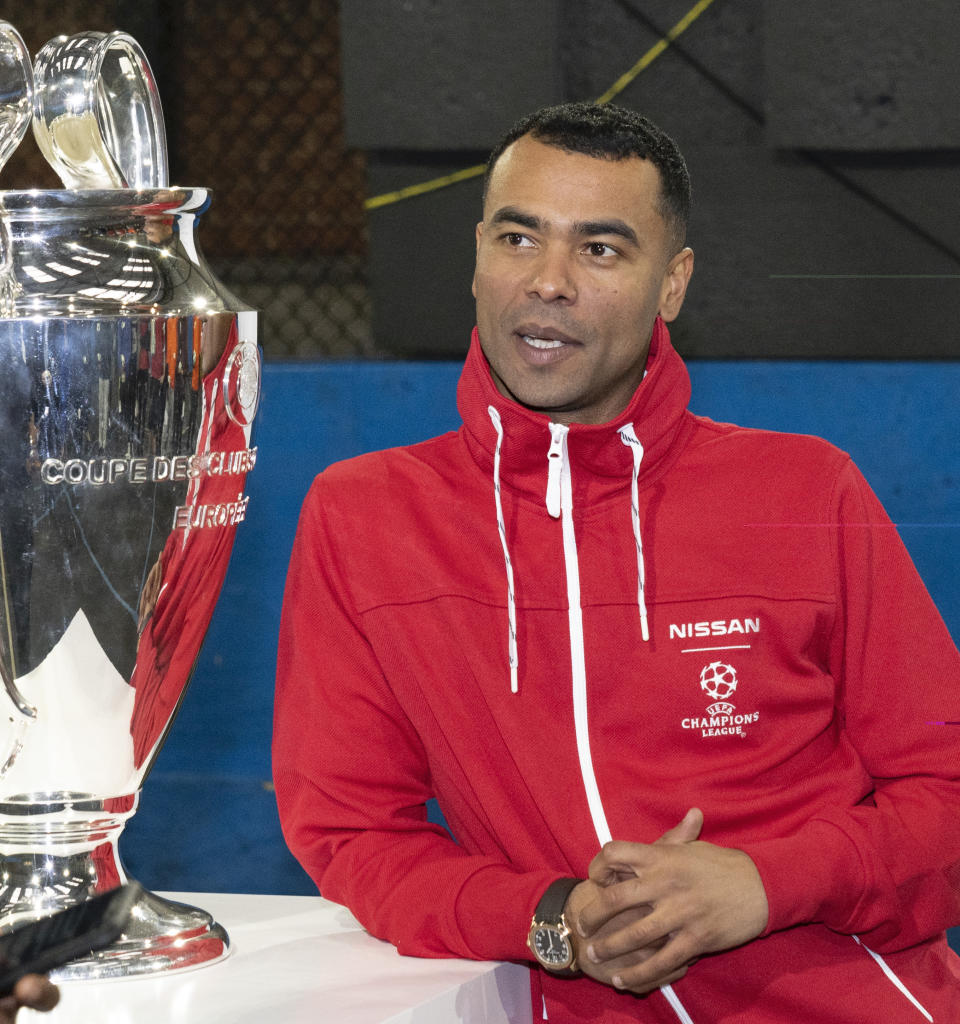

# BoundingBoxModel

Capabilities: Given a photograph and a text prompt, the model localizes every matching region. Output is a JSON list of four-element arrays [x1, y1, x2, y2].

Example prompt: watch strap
[[533, 877, 581, 925]]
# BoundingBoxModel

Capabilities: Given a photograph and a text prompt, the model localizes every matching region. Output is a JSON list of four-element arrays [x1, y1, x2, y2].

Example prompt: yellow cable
[[365, 163, 486, 212], [364, 0, 719, 211], [596, 0, 718, 104]]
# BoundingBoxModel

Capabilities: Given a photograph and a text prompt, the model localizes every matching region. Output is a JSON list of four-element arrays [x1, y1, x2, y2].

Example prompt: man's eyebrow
[[489, 207, 541, 230], [574, 219, 639, 247]]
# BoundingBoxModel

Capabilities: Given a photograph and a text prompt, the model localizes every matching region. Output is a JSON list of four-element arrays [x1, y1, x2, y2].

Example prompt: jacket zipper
[[852, 937, 933, 1021], [546, 422, 612, 848], [546, 422, 696, 1024]]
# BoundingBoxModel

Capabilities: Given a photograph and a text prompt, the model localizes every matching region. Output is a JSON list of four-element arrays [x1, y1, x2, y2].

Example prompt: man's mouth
[[521, 335, 566, 350], [516, 324, 579, 351]]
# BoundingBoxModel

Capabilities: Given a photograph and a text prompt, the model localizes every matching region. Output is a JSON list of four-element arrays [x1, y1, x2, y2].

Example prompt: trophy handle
[[32, 30, 167, 190]]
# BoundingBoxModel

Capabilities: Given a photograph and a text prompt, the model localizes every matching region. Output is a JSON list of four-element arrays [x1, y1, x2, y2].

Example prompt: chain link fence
[[5, 0, 373, 359]]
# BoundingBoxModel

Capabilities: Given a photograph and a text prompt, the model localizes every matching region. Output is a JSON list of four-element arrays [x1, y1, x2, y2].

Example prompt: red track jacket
[[274, 320, 960, 1022]]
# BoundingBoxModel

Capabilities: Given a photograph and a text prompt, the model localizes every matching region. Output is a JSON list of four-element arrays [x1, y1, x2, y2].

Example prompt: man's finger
[[588, 812, 703, 885], [577, 941, 666, 990], [654, 807, 703, 845], [613, 961, 691, 995], [576, 876, 657, 936], [609, 933, 700, 994], [588, 841, 654, 883], [589, 808, 704, 885], [585, 907, 675, 963]]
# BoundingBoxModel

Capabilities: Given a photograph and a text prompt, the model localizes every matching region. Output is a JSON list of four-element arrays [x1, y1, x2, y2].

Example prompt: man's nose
[[526, 248, 577, 303]]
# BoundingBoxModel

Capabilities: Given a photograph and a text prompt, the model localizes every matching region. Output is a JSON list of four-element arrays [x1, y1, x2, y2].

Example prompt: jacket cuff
[[739, 820, 864, 936], [454, 865, 569, 962]]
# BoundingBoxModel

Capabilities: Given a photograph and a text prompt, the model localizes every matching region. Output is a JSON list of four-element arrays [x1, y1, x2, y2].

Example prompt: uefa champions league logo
[[681, 660, 760, 738]]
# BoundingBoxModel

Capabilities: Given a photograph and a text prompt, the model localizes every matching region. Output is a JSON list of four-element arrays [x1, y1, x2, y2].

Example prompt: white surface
[[23, 892, 533, 1024]]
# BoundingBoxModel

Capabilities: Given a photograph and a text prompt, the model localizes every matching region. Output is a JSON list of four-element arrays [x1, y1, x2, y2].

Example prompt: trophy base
[[49, 887, 230, 982], [0, 808, 229, 981]]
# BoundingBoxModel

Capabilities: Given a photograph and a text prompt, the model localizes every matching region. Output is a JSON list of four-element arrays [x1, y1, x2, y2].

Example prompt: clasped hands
[[563, 808, 769, 995]]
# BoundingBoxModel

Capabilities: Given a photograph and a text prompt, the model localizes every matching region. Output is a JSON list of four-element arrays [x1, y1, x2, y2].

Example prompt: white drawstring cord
[[618, 424, 650, 641], [488, 407, 519, 693]]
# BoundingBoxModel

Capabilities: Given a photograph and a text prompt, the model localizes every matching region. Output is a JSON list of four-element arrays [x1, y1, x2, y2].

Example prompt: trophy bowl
[[0, 187, 260, 979]]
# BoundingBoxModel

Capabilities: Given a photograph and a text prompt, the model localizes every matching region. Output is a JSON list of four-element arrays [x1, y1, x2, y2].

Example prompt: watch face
[[532, 925, 573, 967]]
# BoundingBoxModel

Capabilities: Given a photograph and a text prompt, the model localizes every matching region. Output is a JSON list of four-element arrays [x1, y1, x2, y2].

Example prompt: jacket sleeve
[[273, 476, 562, 962], [741, 457, 960, 952]]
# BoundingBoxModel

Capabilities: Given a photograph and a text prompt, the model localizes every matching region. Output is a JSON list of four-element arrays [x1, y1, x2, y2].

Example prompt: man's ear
[[472, 221, 484, 299], [659, 247, 694, 323]]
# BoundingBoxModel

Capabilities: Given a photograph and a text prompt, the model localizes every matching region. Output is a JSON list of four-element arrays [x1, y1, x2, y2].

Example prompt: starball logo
[[680, 661, 760, 739], [700, 661, 737, 701]]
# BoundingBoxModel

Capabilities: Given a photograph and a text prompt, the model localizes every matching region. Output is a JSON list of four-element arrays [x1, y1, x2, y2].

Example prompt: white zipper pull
[[545, 423, 567, 518]]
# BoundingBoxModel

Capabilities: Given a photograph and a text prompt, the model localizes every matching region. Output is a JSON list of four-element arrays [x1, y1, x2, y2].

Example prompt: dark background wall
[[343, 0, 960, 358]]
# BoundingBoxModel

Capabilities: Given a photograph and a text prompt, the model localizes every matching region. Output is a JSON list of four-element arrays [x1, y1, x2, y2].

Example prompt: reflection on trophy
[[0, 22, 261, 980]]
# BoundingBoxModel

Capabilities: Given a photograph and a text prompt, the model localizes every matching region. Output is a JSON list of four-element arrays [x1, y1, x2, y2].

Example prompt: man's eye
[[505, 233, 533, 247], [586, 242, 616, 257]]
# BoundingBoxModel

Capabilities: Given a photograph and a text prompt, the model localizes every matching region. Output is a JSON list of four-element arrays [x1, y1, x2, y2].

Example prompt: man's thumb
[[654, 807, 703, 845]]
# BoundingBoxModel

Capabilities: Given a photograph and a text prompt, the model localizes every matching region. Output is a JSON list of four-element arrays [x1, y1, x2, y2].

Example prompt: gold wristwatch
[[527, 877, 582, 974]]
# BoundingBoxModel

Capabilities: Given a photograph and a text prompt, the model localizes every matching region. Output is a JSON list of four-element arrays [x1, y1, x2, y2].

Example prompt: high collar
[[457, 317, 694, 509]]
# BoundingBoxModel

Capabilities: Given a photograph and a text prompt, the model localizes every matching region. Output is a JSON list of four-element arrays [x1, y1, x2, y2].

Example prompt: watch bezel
[[528, 920, 576, 971]]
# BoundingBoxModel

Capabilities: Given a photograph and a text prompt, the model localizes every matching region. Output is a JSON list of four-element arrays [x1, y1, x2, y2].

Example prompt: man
[[274, 103, 960, 1022]]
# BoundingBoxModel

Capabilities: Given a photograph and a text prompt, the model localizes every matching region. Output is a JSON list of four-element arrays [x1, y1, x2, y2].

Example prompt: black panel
[[366, 155, 481, 357], [765, 0, 960, 150], [341, 0, 563, 150], [674, 145, 960, 358]]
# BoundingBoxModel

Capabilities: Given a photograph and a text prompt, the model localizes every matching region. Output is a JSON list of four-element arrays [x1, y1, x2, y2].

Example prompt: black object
[[0, 882, 142, 994]]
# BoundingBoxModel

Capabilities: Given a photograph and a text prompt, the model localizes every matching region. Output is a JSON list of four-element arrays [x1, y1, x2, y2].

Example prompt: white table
[[23, 892, 533, 1024]]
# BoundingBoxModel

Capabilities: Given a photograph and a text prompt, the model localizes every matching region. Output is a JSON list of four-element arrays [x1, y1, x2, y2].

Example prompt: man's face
[[473, 135, 693, 425]]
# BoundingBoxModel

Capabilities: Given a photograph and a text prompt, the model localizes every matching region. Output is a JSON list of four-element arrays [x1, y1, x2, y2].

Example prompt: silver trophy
[[0, 24, 261, 980]]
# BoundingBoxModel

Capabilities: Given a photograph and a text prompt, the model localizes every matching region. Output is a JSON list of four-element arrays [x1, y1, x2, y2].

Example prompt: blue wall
[[122, 360, 960, 955]]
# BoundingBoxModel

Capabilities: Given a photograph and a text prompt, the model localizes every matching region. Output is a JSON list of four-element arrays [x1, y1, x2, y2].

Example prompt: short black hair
[[483, 102, 690, 251]]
